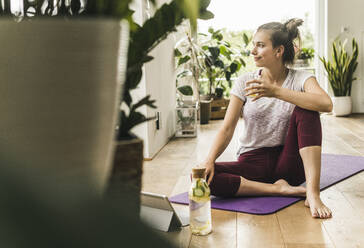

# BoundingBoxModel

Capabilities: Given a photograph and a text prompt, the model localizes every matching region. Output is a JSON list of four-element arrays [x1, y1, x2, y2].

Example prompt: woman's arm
[[275, 77, 333, 112], [246, 76, 333, 112], [203, 95, 244, 184]]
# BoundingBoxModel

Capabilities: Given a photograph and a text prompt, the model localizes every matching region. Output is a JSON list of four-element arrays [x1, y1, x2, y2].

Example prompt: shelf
[[292, 66, 315, 71]]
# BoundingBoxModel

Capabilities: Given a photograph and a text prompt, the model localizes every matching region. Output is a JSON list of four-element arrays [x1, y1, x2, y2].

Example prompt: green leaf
[[225, 71, 231, 82], [141, 55, 154, 63], [178, 55, 191, 66], [221, 45, 233, 61], [230, 63, 238, 74], [177, 85, 194, 95], [208, 46, 220, 60], [212, 32, 223, 41], [123, 91, 132, 107], [176, 0, 199, 31], [239, 58, 246, 67], [131, 95, 157, 112], [223, 41, 231, 48], [121, 111, 156, 136], [126, 66, 143, 90], [219, 45, 227, 56], [236, 62, 242, 71], [198, 10, 214, 20], [204, 57, 213, 67], [214, 59, 224, 68], [199, 0, 211, 10], [243, 33, 250, 46], [174, 48, 182, 57], [177, 70, 190, 79]]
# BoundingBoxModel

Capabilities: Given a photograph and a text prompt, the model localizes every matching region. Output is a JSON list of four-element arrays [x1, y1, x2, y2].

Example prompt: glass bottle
[[189, 167, 212, 235], [247, 68, 262, 98]]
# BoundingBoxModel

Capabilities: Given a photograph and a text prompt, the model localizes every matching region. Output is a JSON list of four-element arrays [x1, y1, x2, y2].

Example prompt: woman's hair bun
[[284, 18, 303, 40]]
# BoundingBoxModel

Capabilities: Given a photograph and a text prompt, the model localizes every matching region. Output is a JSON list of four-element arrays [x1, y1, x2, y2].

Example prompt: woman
[[202, 18, 333, 219]]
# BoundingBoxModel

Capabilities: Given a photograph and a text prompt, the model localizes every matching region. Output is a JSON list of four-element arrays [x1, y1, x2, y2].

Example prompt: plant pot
[[332, 96, 352, 116], [200, 99, 212, 124], [106, 135, 143, 218], [200, 94, 212, 101], [211, 98, 230, 120], [0, 19, 127, 195]]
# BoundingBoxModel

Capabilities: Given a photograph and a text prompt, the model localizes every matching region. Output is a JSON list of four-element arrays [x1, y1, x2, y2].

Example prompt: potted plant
[[0, 0, 214, 220], [113, 0, 213, 217], [199, 28, 249, 121], [175, 28, 209, 124], [175, 27, 249, 123], [0, 0, 129, 196], [296, 47, 314, 67], [199, 27, 249, 99], [320, 38, 359, 116]]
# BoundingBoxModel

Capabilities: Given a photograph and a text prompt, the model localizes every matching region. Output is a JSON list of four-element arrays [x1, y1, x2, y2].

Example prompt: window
[[197, 0, 316, 95]]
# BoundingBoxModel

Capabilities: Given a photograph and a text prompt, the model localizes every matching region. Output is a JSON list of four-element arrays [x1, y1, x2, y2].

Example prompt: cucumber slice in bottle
[[196, 179, 202, 188], [203, 181, 209, 188], [193, 188, 204, 197]]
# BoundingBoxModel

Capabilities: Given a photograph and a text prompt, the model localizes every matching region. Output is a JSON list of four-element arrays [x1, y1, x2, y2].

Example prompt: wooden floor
[[142, 113, 364, 248]]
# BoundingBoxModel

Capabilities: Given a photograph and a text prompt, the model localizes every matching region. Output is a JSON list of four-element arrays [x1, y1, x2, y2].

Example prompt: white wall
[[326, 0, 364, 112], [314, 0, 327, 92], [131, 0, 177, 159], [129, 0, 150, 158], [144, 37, 176, 158]]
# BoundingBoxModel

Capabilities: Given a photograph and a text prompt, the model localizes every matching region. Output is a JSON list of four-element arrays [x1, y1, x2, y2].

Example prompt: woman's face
[[251, 30, 280, 67]]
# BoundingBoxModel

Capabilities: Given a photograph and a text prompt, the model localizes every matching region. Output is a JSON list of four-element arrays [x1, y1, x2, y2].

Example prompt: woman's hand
[[244, 78, 279, 101], [202, 160, 215, 185]]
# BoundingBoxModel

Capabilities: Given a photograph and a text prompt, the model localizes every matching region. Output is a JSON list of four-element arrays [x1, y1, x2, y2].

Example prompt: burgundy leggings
[[208, 106, 322, 197]]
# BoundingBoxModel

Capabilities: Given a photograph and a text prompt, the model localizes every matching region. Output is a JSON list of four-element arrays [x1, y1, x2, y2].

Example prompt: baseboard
[[143, 134, 175, 161]]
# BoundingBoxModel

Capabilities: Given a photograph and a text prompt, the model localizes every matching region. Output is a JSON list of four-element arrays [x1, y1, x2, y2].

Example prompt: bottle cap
[[192, 167, 206, 178]]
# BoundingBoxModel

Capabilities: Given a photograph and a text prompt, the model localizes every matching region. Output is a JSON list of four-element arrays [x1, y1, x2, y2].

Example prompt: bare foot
[[304, 194, 332, 219], [274, 179, 306, 197]]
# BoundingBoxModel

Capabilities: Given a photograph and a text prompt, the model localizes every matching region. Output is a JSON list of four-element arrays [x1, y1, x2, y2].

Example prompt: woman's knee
[[292, 106, 320, 122], [209, 173, 241, 197], [292, 106, 322, 148]]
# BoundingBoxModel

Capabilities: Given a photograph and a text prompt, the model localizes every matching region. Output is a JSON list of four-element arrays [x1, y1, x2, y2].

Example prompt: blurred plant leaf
[[198, 10, 214, 20], [243, 33, 251, 46], [176, 0, 199, 31], [131, 95, 157, 112]]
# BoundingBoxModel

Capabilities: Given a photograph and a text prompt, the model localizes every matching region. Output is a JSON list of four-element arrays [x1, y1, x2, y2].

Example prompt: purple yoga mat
[[169, 154, 364, 214]]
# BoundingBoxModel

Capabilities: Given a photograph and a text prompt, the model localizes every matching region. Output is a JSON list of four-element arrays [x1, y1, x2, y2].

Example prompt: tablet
[[140, 191, 189, 232]]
